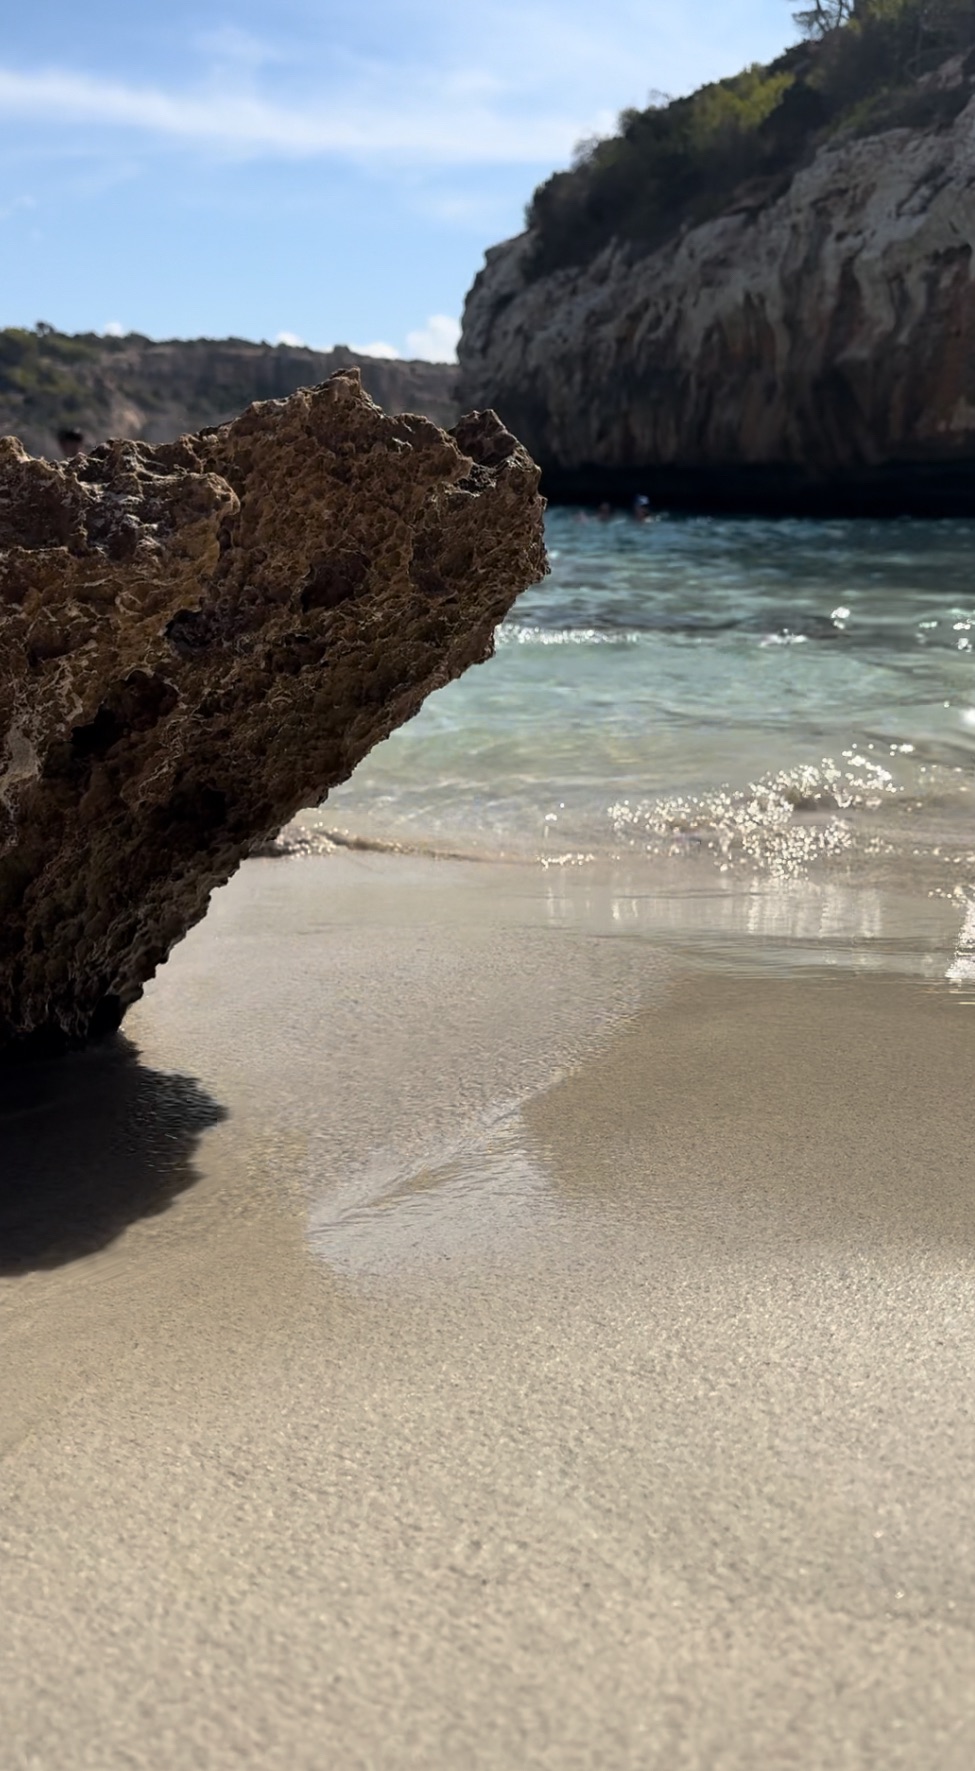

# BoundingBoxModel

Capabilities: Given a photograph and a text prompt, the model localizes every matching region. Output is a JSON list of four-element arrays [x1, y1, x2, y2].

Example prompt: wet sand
[[3, 853, 975, 1768]]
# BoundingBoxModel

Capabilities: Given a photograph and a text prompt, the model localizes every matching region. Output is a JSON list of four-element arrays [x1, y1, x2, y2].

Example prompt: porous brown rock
[[0, 370, 545, 1054]]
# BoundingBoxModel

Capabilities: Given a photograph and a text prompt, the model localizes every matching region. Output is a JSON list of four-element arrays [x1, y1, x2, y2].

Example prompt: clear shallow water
[[304, 510, 975, 919]]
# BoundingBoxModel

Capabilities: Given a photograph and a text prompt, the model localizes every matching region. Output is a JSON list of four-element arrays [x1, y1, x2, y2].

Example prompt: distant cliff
[[459, 11, 975, 513], [0, 329, 459, 460]]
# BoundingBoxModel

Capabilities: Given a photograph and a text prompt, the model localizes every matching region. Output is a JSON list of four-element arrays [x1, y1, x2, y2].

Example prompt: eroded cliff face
[[0, 371, 545, 1053], [0, 333, 459, 462], [459, 76, 975, 512]]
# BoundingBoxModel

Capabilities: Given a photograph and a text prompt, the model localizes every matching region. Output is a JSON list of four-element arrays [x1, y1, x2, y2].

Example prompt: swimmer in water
[[57, 426, 85, 457]]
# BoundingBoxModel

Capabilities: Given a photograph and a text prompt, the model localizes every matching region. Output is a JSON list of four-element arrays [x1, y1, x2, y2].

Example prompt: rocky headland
[[459, 20, 975, 513], [0, 330, 459, 461], [0, 371, 545, 1054]]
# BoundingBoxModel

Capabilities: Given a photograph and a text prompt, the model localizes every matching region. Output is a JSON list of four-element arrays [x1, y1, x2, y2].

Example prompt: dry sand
[[3, 853, 975, 1769]]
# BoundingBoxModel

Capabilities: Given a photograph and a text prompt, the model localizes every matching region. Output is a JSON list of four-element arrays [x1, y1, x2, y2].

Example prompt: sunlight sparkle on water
[[608, 754, 904, 881]]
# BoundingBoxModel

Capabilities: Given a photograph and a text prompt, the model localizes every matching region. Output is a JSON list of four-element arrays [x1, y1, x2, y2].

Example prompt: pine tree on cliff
[[793, 0, 854, 34], [793, 0, 975, 46]]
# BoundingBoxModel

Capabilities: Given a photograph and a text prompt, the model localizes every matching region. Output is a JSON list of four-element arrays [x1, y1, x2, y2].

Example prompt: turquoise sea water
[[312, 509, 975, 898]]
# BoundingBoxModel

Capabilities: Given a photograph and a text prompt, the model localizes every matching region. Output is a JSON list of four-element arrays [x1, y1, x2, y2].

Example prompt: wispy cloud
[[406, 314, 460, 362], [349, 340, 401, 359], [0, 64, 600, 166], [0, 3, 792, 187]]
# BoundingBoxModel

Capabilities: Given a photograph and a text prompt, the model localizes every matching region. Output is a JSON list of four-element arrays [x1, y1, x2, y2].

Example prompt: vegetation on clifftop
[[0, 325, 130, 431], [0, 329, 459, 459], [0, 325, 298, 445], [525, 0, 975, 277]]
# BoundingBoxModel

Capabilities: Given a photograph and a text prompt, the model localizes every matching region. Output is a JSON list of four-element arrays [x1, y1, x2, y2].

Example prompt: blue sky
[[0, 1, 794, 357]]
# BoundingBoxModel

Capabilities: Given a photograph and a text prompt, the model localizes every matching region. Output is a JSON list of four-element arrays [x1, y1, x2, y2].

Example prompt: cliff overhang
[[459, 73, 975, 516]]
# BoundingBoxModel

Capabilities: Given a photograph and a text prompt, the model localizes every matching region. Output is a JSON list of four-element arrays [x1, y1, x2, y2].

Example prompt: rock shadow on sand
[[0, 1036, 225, 1274]]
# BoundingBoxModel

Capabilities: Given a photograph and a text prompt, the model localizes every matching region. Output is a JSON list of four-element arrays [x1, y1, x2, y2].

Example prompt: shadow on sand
[[0, 1036, 226, 1275]]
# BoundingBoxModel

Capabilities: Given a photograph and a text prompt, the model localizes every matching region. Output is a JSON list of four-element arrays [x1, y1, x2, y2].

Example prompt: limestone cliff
[[0, 371, 545, 1054], [459, 61, 975, 513], [0, 330, 459, 461]]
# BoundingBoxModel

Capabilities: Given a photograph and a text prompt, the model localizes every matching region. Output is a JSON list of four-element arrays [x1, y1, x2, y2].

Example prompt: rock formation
[[459, 68, 975, 513], [0, 370, 545, 1054], [0, 329, 459, 461]]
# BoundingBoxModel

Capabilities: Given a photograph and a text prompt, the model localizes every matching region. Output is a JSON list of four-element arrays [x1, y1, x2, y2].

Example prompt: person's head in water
[[632, 494, 651, 521], [597, 502, 613, 521], [57, 427, 85, 457]]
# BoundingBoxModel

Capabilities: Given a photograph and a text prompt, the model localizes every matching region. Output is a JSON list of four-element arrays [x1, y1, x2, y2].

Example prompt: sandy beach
[[3, 851, 975, 1768]]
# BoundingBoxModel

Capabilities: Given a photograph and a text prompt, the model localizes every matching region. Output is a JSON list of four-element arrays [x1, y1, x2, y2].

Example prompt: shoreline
[[254, 841, 975, 982], [4, 851, 975, 1766], [538, 462, 975, 521]]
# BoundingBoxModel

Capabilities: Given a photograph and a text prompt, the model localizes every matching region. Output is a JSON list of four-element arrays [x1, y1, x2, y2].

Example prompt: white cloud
[[349, 341, 401, 360], [274, 329, 305, 347], [102, 320, 125, 336], [405, 315, 461, 363], [0, 0, 800, 216], [0, 64, 598, 166]]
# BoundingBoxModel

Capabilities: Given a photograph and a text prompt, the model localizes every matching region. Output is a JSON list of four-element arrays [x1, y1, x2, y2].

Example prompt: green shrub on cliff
[[0, 325, 127, 431], [525, 0, 975, 277]]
